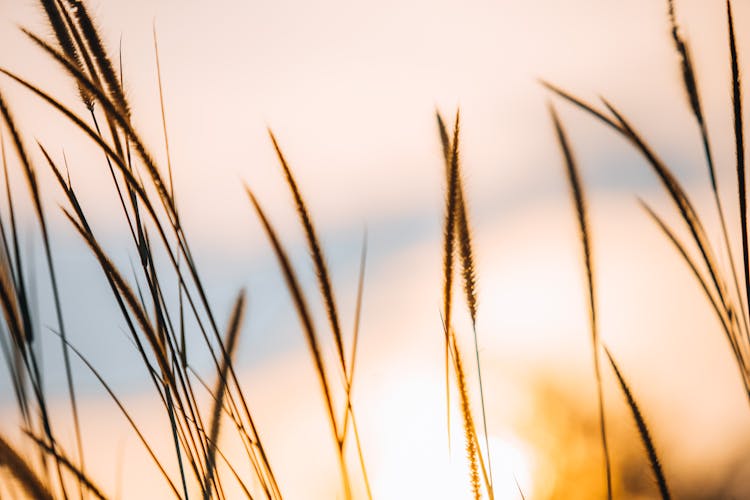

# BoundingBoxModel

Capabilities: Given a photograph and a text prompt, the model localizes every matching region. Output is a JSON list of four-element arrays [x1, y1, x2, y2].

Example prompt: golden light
[[487, 435, 535, 499]]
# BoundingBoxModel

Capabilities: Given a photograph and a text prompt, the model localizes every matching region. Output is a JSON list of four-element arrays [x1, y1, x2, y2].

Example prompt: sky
[[0, 0, 749, 498]]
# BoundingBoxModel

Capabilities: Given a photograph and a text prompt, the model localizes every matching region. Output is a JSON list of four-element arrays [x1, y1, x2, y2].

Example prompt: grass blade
[[667, 0, 750, 340], [24, 431, 109, 500], [437, 109, 492, 489], [727, 0, 750, 346], [550, 104, 612, 500], [604, 346, 671, 500], [268, 131, 346, 378], [203, 290, 245, 500], [0, 89, 83, 498], [50, 330, 182, 498], [441, 110, 461, 457], [450, 333, 481, 500], [246, 186, 350, 498]]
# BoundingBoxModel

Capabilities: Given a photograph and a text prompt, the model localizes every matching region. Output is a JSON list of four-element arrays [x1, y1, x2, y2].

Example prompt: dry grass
[[0, 0, 746, 499]]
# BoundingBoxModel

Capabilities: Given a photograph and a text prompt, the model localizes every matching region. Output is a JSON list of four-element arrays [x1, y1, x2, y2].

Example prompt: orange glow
[[0, 1, 749, 499]]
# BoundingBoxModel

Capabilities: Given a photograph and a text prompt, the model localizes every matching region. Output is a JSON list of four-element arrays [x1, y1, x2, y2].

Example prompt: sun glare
[[487, 435, 535, 499]]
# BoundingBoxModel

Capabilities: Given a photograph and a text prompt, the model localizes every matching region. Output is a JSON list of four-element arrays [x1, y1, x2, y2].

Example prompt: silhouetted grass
[[603, 347, 670, 500], [549, 105, 612, 500], [0, 0, 747, 499], [545, 0, 750, 402], [544, 1, 749, 499]]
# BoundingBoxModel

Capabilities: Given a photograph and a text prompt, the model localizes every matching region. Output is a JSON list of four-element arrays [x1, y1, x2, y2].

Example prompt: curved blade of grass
[[604, 346, 671, 499], [0, 89, 83, 497], [152, 24, 187, 367], [200, 433, 253, 500], [539, 80, 624, 133], [23, 431, 108, 500], [546, 82, 728, 306], [61, 210, 173, 386], [246, 186, 350, 498], [727, 0, 750, 347], [204, 290, 245, 500], [601, 100, 729, 307], [550, 105, 612, 500], [605, 101, 750, 392], [544, 83, 728, 310], [269, 131, 369, 497], [666, 0, 749, 340], [550, 85, 750, 396], [73, 235, 191, 500], [638, 200, 746, 371], [342, 228, 372, 500], [514, 475, 526, 500], [14, 27, 279, 494], [7, 39, 280, 441], [0, 67, 229, 375], [348, 228, 367, 391], [20, 31, 175, 223], [267, 131, 346, 380], [49, 330, 182, 498], [639, 201, 735, 339]]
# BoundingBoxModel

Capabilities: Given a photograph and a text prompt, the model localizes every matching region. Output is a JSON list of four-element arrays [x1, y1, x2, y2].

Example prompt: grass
[[0, 0, 747, 498]]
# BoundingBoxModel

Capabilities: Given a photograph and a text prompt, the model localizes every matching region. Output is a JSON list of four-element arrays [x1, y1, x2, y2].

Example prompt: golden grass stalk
[[603, 347, 671, 500], [11, 16, 283, 498], [66, 0, 131, 119], [451, 332, 481, 500], [246, 186, 352, 498], [20, 32, 174, 222], [442, 110, 461, 339], [268, 131, 347, 377], [0, 66, 220, 371], [436, 111, 478, 323], [39, 0, 93, 108], [550, 105, 612, 500], [269, 132, 371, 497], [437, 109, 492, 489], [15, 36, 283, 450], [441, 110, 461, 456]]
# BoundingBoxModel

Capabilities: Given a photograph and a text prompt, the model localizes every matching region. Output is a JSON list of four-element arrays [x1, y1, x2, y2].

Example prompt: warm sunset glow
[[0, 0, 749, 499]]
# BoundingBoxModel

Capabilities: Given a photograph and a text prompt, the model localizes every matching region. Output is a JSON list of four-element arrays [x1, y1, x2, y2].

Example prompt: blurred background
[[0, 0, 748, 497]]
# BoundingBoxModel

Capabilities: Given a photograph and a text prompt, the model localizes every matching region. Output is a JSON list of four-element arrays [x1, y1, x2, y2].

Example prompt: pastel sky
[[0, 1, 748, 498]]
